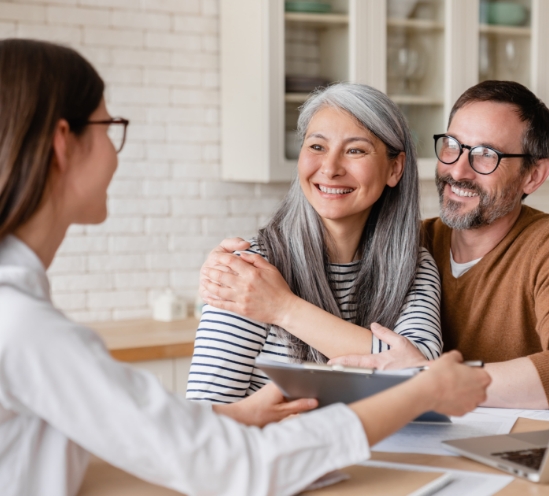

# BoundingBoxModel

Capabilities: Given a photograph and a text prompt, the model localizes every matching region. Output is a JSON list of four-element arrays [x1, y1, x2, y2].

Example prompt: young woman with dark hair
[[0, 39, 490, 496]]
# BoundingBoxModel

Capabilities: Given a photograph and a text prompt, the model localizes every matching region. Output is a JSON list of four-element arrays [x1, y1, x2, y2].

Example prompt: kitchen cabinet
[[132, 357, 192, 394], [220, 0, 549, 182]]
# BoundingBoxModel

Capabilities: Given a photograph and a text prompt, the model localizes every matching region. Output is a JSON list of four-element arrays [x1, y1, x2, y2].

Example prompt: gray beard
[[435, 171, 522, 230]]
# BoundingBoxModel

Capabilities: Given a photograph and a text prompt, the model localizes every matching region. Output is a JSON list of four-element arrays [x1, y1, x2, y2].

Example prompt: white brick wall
[[0, 0, 287, 322], [2, 0, 548, 323]]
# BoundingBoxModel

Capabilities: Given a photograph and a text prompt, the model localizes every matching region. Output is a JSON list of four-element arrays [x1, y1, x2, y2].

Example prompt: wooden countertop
[[88, 318, 198, 362], [79, 417, 549, 495]]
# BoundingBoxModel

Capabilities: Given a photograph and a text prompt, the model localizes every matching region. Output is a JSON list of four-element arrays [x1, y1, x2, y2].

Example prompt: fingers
[[328, 355, 377, 368], [203, 251, 258, 275], [218, 237, 250, 253], [370, 323, 406, 347], [202, 266, 239, 288], [239, 252, 272, 269], [279, 398, 318, 416], [202, 279, 237, 302]]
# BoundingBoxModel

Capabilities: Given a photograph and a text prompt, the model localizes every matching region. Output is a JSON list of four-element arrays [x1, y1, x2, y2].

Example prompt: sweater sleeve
[[528, 230, 549, 400], [373, 248, 443, 359]]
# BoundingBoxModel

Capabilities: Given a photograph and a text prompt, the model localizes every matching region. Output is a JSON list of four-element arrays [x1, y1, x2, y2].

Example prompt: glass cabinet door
[[478, 0, 531, 88], [386, 0, 445, 162], [284, 0, 350, 161]]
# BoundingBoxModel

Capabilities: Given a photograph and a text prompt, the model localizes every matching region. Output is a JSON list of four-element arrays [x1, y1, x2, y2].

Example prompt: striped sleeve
[[186, 306, 269, 404], [371, 247, 442, 360]]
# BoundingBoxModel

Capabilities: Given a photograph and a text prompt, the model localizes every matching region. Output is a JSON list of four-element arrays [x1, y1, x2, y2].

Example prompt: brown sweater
[[422, 205, 549, 400]]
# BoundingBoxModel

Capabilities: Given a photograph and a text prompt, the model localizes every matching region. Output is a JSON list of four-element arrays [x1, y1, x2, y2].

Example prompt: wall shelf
[[479, 24, 531, 37], [387, 17, 444, 31], [284, 12, 349, 28]]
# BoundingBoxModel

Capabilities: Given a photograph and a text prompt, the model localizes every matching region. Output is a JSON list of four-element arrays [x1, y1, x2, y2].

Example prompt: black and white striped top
[[187, 243, 442, 404]]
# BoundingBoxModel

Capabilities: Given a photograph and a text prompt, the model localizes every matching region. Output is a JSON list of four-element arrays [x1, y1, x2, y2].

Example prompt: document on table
[[372, 412, 517, 456], [475, 406, 549, 421], [361, 460, 513, 496]]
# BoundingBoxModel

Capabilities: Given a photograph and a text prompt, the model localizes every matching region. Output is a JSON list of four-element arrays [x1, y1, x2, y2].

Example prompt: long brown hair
[[0, 39, 104, 239]]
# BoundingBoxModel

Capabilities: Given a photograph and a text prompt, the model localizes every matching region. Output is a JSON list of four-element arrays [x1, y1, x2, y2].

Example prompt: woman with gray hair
[[188, 83, 442, 403]]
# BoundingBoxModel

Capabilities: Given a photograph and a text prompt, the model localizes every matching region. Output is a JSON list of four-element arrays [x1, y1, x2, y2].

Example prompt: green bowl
[[488, 3, 527, 26], [285, 2, 332, 13]]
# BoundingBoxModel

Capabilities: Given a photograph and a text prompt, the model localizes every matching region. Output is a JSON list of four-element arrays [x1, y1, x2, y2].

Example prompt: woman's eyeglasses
[[433, 134, 530, 175], [69, 117, 130, 153]]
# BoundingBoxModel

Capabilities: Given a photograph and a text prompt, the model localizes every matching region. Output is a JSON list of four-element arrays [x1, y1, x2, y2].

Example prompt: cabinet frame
[[221, 0, 549, 182]]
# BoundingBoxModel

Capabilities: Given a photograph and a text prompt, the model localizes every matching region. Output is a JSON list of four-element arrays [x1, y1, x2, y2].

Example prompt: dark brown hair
[[0, 39, 104, 239], [448, 80, 549, 171]]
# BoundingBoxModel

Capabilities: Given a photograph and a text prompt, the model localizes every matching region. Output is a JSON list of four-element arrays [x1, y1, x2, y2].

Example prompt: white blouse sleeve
[[0, 298, 370, 496], [371, 247, 443, 359]]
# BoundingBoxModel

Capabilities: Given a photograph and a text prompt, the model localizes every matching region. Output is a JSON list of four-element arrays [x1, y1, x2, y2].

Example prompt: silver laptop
[[443, 429, 549, 483]]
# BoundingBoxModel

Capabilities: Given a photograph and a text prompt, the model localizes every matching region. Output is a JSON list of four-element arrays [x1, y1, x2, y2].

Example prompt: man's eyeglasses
[[433, 134, 530, 175], [70, 117, 130, 153]]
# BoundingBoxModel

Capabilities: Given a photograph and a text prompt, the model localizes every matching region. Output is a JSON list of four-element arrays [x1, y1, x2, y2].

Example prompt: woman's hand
[[200, 241, 299, 326], [416, 351, 491, 417], [213, 383, 318, 427], [348, 350, 491, 446], [328, 323, 426, 370]]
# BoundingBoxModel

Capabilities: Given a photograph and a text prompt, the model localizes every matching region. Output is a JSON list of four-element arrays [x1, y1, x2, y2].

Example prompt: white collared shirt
[[0, 235, 369, 496]]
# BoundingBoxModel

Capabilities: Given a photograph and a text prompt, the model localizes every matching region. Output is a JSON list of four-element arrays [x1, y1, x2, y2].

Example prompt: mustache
[[435, 173, 485, 197]]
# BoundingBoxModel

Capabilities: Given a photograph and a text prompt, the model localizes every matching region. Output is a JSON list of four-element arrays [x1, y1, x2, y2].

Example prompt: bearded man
[[415, 81, 549, 409]]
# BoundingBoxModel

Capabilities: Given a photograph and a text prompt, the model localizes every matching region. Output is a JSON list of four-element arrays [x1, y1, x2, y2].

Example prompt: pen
[[407, 472, 454, 496], [418, 360, 484, 372]]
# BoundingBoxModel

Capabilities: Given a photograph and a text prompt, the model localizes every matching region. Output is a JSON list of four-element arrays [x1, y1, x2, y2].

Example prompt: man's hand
[[213, 383, 318, 427], [328, 323, 426, 370]]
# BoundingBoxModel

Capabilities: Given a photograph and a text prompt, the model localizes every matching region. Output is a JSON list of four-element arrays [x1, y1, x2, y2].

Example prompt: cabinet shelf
[[387, 17, 444, 31], [389, 95, 444, 105], [284, 12, 348, 28], [285, 92, 311, 103], [479, 24, 531, 36]]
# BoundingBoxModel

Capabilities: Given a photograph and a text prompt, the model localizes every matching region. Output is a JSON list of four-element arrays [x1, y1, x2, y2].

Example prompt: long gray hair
[[258, 83, 420, 363]]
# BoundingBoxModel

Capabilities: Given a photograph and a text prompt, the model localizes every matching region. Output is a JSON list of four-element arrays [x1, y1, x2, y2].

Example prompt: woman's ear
[[51, 119, 73, 174], [386, 152, 406, 187]]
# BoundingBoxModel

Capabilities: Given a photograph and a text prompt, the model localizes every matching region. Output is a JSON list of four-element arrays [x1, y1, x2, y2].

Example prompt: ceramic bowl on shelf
[[285, 1, 332, 13], [487, 2, 527, 26], [387, 0, 417, 19]]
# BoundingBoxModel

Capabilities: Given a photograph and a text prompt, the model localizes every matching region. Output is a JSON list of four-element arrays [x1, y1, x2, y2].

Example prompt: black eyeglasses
[[433, 134, 530, 175], [69, 117, 130, 153]]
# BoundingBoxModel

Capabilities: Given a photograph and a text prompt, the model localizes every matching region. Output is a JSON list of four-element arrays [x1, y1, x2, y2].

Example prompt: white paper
[[475, 406, 549, 421], [361, 460, 513, 496], [372, 412, 517, 456]]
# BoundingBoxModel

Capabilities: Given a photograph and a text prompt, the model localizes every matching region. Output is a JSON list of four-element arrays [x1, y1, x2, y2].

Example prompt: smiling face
[[435, 101, 528, 230], [298, 106, 404, 237]]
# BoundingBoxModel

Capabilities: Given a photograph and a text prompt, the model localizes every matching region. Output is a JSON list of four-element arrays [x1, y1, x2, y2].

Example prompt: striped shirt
[[187, 243, 441, 404]]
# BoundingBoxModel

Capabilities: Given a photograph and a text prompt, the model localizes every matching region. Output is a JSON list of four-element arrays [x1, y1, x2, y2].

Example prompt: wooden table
[[89, 318, 198, 362], [78, 417, 549, 495]]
